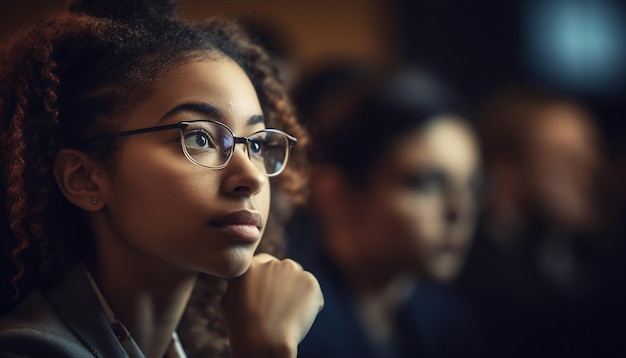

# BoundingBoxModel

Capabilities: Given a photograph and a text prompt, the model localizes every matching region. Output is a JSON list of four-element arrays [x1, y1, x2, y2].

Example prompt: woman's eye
[[400, 170, 447, 194], [184, 130, 215, 149], [417, 178, 443, 193], [405, 177, 438, 192], [249, 140, 263, 154]]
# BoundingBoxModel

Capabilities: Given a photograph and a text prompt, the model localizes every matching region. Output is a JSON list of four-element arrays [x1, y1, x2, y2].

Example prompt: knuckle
[[281, 258, 303, 270], [300, 270, 321, 290]]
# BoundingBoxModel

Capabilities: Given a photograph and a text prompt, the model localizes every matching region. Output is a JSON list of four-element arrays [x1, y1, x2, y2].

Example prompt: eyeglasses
[[92, 120, 297, 177]]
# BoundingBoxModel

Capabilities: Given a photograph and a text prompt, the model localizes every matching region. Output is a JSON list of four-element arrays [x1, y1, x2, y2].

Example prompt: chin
[[430, 261, 462, 283], [221, 262, 252, 278], [206, 250, 254, 278]]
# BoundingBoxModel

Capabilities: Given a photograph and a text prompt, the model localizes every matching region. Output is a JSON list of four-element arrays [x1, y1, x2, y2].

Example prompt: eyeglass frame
[[90, 119, 298, 177]]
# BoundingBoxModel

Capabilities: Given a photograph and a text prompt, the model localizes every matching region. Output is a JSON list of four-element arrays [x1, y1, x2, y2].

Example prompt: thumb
[[253, 253, 279, 264]]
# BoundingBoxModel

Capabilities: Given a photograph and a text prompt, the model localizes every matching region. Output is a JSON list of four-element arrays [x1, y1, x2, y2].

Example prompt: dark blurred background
[[397, 0, 625, 157], [3, 0, 622, 150]]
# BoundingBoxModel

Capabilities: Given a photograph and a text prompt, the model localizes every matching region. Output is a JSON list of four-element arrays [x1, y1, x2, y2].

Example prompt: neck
[[89, 232, 198, 357], [326, 227, 415, 296]]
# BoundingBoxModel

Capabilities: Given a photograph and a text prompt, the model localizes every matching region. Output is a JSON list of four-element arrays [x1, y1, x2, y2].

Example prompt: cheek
[[365, 191, 445, 263], [106, 146, 219, 243], [258, 181, 271, 231], [396, 193, 446, 245], [100, 145, 267, 277], [388, 193, 454, 275]]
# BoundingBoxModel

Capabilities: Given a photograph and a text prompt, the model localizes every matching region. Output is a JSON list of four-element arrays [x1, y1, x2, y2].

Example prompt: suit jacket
[[288, 245, 479, 358], [0, 267, 130, 357], [286, 214, 479, 358]]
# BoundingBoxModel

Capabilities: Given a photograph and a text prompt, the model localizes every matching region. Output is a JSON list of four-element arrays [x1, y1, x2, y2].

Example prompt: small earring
[[91, 197, 99, 205]]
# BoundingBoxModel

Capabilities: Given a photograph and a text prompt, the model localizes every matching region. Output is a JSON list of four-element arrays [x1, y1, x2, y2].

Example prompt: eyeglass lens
[[181, 121, 289, 175]]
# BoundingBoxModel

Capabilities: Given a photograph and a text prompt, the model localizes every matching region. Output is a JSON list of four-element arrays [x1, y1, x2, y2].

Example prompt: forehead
[[386, 117, 479, 175], [121, 56, 262, 130], [533, 105, 597, 146]]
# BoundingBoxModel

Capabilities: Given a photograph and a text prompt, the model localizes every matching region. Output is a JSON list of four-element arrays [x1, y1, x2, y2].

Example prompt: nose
[[445, 203, 460, 224], [444, 186, 470, 225], [221, 143, 266, 196]]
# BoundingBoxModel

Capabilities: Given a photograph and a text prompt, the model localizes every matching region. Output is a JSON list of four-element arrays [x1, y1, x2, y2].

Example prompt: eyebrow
[[248, 114, 265, 126], [159, 102, 220, 122], [160, 102, 266, 126]]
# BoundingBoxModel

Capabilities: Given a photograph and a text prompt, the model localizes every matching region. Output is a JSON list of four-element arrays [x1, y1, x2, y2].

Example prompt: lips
[[213, 210, 263, 228], [212, 210, 263, 242]]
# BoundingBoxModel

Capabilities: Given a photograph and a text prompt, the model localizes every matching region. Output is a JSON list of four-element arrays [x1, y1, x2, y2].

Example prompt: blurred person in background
[[456, 85, 626, 358], [287, 63, 482, 358]]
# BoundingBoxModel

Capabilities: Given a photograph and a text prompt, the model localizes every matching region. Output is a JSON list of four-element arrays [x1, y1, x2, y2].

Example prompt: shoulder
[[0, 288, 96, 357]]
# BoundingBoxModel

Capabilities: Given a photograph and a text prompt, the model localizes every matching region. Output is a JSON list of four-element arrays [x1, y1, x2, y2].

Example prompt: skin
[[320, 117, 480, 293], [523, 104, 602, 232], [54, 56, 322, 358], [401, 117, 480, 281]]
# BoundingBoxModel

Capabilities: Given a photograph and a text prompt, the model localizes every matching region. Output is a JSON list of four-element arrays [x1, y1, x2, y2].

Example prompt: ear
[[53, 148, 106, 211]]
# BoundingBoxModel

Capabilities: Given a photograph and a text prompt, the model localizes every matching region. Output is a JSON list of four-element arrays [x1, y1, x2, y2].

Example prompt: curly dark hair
[[0, 0, 308, 355]]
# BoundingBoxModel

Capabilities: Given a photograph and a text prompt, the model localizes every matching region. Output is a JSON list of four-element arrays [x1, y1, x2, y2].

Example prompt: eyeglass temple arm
[[92, 123, 183, 140]]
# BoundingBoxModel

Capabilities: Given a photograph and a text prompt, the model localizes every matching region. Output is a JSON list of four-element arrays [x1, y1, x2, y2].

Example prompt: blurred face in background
[[523, 104, 602, 232], [354, 117, 481, 282]]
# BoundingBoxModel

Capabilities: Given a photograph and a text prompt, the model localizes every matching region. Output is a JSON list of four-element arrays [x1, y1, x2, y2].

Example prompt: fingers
[[252, 254, 304, 271], [282, 258, 303, 271], [304, 270, 324, 312], [221, 255, 325, 355], [253, 253, 279, 264]]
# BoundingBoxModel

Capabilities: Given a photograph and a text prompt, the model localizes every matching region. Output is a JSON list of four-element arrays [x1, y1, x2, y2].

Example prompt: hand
[[221, 254, 324, 358]]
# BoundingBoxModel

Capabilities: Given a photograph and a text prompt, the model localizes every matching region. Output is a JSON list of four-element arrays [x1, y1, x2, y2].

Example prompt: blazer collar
[[45, 265, 131, 358]]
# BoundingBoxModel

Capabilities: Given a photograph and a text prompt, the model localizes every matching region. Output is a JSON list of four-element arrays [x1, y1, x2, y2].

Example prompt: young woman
[[0, 1, 323, 357]]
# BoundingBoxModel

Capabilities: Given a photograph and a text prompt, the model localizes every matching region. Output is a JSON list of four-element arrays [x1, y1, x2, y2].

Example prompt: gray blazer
[[0, 267, 131, 357]]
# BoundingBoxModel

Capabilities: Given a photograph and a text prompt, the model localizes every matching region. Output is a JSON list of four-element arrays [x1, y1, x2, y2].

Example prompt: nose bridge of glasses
[[233, 136, 251, 157], [228, 135, 271, 176]]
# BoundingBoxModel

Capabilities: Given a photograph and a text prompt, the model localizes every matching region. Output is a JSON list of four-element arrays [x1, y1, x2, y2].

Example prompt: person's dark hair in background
[[287, 62, 482, 358]]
